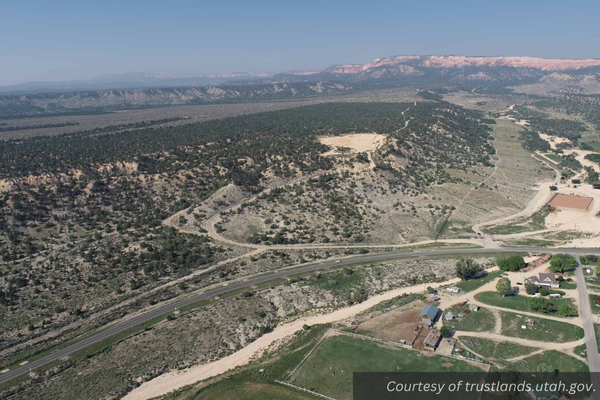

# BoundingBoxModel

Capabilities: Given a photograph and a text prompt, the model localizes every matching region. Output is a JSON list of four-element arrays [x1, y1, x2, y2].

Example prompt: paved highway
[[1, 246, 599, 385], [574, 257, 600, 399]]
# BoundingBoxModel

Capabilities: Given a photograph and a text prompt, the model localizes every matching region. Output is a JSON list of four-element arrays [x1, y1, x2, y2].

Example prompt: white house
[[527, 273, 560, 289]]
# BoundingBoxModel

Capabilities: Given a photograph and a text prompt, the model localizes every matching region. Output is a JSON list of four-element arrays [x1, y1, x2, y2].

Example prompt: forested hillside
[[0, 102, 496, 348]]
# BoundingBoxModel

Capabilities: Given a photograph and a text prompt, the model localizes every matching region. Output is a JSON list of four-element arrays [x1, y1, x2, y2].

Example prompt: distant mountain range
[[1, 55, 600, 119], [0, 72, 278, 94], [4, 55, 600, 94]]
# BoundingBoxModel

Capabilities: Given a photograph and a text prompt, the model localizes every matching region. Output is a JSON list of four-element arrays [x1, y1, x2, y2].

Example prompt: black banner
[[354, 372, 599, 400]]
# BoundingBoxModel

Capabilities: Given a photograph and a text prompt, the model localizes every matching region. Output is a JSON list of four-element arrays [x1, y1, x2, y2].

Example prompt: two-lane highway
[[1, 246, 598, 385]]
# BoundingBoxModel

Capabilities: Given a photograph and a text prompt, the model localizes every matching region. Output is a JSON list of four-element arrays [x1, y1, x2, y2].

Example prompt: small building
[[444, 312, 454, 321], [445, 286, 460, 294], [423, 329, 442, 351], [527, 273, 560, 289], [525, 317, 535, 325], [469, 304, 479, 312], [419, 304, 441, 326]]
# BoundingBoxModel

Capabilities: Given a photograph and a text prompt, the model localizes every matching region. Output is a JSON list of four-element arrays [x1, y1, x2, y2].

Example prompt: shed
[[469, 304, 479, 312]]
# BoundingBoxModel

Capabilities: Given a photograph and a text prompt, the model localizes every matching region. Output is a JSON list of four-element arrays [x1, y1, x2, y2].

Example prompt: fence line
[[331, 328, 414, 349], [287, 330, 330, 380], [275, 380, 337, 400]]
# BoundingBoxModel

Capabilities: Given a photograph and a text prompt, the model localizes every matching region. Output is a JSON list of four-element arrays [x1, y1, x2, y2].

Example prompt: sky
[[1, 0, 599, 85]]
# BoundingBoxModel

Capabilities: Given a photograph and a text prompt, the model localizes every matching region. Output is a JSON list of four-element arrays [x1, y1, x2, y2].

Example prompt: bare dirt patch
[[320, 133, 386, 154], [354, 301, 430, 349], [547, 193, 594, 210]]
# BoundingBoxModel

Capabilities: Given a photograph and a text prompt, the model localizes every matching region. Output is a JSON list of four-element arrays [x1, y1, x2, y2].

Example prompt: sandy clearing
[[320, 133, 386, 154], [123, 278, 460, 400], [563, 149, 600, 173], [538, 133, 572, 150]]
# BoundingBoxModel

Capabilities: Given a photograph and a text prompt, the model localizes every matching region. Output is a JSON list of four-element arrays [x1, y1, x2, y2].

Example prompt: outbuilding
[[419, 304, 441, 326]]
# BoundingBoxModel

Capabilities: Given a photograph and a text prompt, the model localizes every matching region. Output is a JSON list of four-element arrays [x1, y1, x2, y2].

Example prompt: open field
[[443, 305, 497, 332], [499, 311, 584, 342], [454, 270, 503, 293], [475, 292, 575, 316], [180, 379, 319, 400], [458, 336, 538, 361], [510, 350, 588, 372], [481, 208, 549, 235], [289, 333, 486, 400], [438, 117, 554, 239]]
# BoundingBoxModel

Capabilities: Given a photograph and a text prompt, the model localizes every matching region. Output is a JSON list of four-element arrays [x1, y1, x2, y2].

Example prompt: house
[[419, 304, 441, 326], [527, 273, 560, 289], [469, 304, 479, 312], [445, 286, 460, 294], [526, 389, 560, 400], [423, 329, 442, 351]]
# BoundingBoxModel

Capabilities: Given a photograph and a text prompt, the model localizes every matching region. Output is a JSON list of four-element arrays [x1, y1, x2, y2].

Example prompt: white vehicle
[[335, 260, 341, 263]]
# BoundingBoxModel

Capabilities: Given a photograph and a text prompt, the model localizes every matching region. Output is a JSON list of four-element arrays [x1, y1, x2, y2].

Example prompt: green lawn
[[544, 153, 563, 163], [589, 294, 600, 314], [475, 292, 575, 316], [290, 334, 485, 400], [188, 377, 321, 400], [560, 281, 577, 290], [442, 305, 496, 332], [509, 350, 589, 373], [455, 270, 503, 293], [574, 344, 588, 359], [581, 142, 600, 152], [499, 311, 584, 343], [458, 336, 538, 361]]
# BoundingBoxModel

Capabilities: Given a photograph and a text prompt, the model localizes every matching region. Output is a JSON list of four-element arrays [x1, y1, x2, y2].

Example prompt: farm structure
[[419, 305, 441, 326], [423, 329, 442, 351]]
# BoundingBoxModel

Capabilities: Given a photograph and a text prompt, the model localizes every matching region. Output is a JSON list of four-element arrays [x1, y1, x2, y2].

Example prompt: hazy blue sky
[[1, 0, 599, 85]]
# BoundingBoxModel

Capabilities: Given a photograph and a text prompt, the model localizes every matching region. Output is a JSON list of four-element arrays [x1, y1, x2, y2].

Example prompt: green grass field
[[510, 350, 588, 373], [574, 344, 588, 359], [290, 334, 485, 400], [560, 281, 577, 290], [499, 311, 584, 342], [589, 294, 600, 314], [544, 153, 562, 163], [186, 377, 320, 400], [455, 270, 503, 293], [475, 292, 575, 316], [443, 305, 496, 332], [458, 336, 537, 361]]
